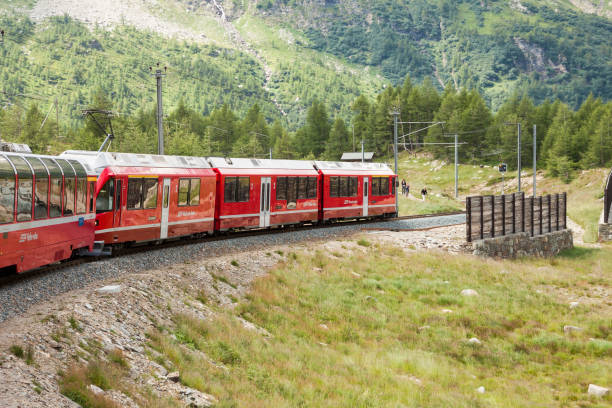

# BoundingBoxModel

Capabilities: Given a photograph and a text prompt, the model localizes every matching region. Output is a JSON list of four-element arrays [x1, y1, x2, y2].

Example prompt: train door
[[113, 178, 122, 228], [363, 177, 369, 217], [259, 177, 271, 228], [160, 178, 170, 239]]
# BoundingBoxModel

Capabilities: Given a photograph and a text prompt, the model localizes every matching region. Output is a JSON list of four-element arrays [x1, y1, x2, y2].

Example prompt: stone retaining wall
[[599, 223, 612, 242], [472, 229, 573, 258]]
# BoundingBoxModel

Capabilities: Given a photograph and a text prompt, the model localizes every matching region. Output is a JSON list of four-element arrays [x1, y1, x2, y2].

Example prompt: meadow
[[146, 241, 611, 407]]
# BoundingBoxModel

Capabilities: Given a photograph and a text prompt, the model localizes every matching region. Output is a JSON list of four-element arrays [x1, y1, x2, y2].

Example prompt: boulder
[[476, 386, 485, 394], [97, 285, 122, 294], [167, 371, 180, 383], [460, 289, 478, 297], [563, 325, 582, 334], [178, 386, 217, 407], [468, 337, 482, 345], [587, 384, 609, 397], [88, 384, 104, 395], [569, 301, 579, 309]]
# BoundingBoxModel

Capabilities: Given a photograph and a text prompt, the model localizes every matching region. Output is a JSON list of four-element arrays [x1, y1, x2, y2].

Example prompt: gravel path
[[0, 214, 465, 323]]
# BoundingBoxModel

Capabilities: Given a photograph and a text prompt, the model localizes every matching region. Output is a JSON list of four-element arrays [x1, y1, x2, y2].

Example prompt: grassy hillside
[[394, 153, 608, 242], [147, 241, 612, 407]]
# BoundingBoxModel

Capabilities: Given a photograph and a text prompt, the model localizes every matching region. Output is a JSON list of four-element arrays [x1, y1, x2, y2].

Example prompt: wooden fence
[[466, 192, 567, 242]]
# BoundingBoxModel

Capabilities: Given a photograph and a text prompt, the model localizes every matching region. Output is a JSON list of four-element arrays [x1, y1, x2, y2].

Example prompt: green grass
[[147, 242, 612, 407]]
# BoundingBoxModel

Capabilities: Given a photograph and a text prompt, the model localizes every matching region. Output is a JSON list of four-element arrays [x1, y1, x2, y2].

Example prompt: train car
[[314, 161, 397, 221], [0, 152, 95, 274], [207, 157, 320, 231], [60, 151, 216, 247]]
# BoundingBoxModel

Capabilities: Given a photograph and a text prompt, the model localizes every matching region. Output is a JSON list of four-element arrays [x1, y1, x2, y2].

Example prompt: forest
[[1, 74, 610, 183]]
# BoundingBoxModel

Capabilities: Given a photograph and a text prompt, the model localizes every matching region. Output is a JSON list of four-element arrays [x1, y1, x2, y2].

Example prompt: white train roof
[[314, 161, 394, 172], [207, 157, 316, 170], [60, 150, 211, 174]]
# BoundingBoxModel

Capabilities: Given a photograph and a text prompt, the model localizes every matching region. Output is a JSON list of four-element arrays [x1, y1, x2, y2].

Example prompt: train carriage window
[[381, 177, 389, 196], [41, 159, 63, 217], [298, 177, 308, 200], [0, 156, 15, 224], [339, 176, 348, 197], [143, 179, 158, 209], [178, 179, 190, 206], [115, 179, 122, 211], [276, 177, 287, 200], [76, 179, 87, 214], [329, 176, 338, 198], [178, 178, 199, 207], [286, 176, 297, 204], [350, 177, 358, 197], [127, 179, 143, 210], [25, 157, 49, 220], [371, 177, 380, 197], [89, 181, 95, 212], [238, 177, 250, 202], [63, 178, 75, 216], [189, 179, 200, 206], [390, 177, 395, 196], [97, 179, 114, 213], [224, 177, 250, 203], [56, 160, 76, 216], [224, 177, 235, 203], [307, 176, 317, 199], [6, 156, 33, 222]]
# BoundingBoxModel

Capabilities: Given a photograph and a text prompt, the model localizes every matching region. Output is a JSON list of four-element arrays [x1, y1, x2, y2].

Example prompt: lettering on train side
[[19, 232, 38, 243], [344, 200, 358, 204], [178, 211, 196, 217]]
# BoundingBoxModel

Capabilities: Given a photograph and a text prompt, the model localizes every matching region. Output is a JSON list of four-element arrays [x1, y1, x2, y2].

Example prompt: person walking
[[421, 187, 428, 201], [405, 183, 410, 197], [401, 179, 407, 196]]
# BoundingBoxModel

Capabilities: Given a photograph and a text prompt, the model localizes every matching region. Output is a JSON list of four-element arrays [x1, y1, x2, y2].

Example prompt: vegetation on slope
[[147, 242, 612, 407]]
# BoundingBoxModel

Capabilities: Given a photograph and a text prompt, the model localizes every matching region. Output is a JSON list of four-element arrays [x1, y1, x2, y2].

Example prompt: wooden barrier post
[[480, 196, 484, 240], [556, 194, 560, 231], [563, 192, 567, 229], [539, 196, 543, 235], [466, 197, 472, 242], [521, 192, 525, 233], [548, 194, 552, 233], [530, 196, 534, 237], [491, 196, 495, 237], [501, 194, 506, 236]]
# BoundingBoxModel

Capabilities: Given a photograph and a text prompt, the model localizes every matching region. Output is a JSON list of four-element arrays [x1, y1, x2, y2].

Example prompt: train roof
[[60, 150, 212, 174], [314, 161, 395, 173], [207, 157, 316, 170], [0, 151, 93, 176]]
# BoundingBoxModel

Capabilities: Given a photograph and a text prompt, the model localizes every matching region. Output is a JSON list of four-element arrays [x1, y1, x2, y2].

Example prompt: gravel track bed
[[0, 214, 465, 323]]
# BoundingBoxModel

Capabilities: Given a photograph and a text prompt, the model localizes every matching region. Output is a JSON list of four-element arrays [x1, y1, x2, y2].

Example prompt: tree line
[[0, 76, 610, 182]]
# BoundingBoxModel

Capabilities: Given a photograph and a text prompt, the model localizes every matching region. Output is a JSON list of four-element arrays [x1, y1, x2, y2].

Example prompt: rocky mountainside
[[0, 0, 610, 126]]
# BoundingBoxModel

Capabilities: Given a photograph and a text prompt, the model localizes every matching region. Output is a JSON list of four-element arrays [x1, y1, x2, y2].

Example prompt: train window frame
[[143, 178, 158, 209], [96, 179, 114, 214], [276, 176, 287, 201], [224, 176, 250, 203], [76, 178, 87, 214], [25, 157, 50, 220], [307, 176, 317, 199], [177, 178, 200, 207], [7, 156, 34, 222], [286, 176, 297, 205], [297, 177, 308, 200], [329, 176, 339, 198], [0, 155, 15, 224], [63, 177, 76, 216], [127, 178, 158, 210]]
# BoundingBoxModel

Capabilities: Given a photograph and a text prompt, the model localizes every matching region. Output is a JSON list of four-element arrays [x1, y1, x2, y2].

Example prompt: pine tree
[[296, 100, 330, 158], [323, 118, 350, 160]]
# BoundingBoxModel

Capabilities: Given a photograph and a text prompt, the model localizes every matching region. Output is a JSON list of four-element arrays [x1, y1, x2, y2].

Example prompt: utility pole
[[352, 124, 355, 152], [55, 96, 59, 139], [360, 139, 364, 163], [533, 124, 537, 197], [505, 122, 522, 193], [517, 122, 521, 192], [269, 147, 272, 160], [151, 64, 166, 155], [391, 109, 400, 215], [454, 134, 459, 199]]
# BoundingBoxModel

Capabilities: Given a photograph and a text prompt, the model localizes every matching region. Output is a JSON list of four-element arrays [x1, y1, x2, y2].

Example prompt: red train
[[1, 150, 397, 274]]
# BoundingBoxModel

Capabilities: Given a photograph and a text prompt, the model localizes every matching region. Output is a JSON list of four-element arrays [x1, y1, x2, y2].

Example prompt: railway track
[[0, 211, 465, 289]]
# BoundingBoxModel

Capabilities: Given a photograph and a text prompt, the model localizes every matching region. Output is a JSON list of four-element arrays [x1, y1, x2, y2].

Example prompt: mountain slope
[[0, 0, 610, 129]]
